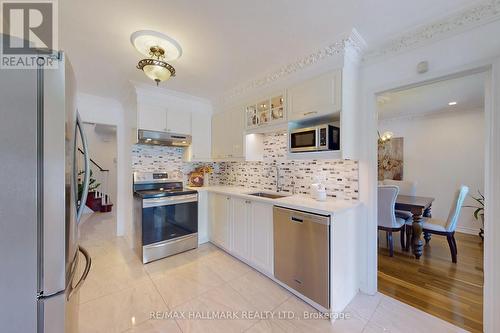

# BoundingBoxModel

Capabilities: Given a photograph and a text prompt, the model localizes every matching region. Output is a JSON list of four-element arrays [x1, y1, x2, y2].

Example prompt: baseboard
[[455, 226, 480, 235], [198, 236, 210, 245]]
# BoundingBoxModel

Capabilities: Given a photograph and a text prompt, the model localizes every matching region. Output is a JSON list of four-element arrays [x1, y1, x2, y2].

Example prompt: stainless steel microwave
[[289, 124, 340, 152]]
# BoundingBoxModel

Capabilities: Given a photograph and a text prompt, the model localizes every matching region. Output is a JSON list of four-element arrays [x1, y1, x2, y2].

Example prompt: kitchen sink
[[247, 192, 287, 199]]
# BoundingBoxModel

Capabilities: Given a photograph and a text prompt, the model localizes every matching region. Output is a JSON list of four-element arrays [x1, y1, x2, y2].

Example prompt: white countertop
[[189, 185, 360, 216]]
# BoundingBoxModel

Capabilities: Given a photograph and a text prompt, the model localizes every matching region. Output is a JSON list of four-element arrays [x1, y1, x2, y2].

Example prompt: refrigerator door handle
[[75, 113, 90, 222], [68, 246, 91, 300]]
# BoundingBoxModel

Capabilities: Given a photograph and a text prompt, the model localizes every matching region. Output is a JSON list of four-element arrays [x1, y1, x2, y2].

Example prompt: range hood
[[138, 129, 192, 147]]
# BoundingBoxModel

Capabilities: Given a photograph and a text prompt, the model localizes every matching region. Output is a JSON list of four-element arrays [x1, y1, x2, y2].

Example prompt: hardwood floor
[[378, 230, 484, 333]]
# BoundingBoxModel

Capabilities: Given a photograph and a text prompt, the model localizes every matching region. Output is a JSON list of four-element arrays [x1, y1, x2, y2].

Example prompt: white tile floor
[[78, 213, 467, 333]]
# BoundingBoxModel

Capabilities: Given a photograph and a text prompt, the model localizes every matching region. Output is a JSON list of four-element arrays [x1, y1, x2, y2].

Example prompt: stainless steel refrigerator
[[0, 49, 92, 332]]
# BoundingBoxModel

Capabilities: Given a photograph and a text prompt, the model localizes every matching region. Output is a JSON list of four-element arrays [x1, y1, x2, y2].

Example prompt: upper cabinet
[[287, 70, 342, 121], [166, 109, 191, 134], [245, 93, 286, 130], [137, 104, 191, 135], [189, 112, 211, 161], [137, 103, 168, 132], [212, 109, 244, 159]]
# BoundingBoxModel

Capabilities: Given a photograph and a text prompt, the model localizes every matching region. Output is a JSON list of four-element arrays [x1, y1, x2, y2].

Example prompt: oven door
[[142, 194, 198, 246], [290, 127, 318, 152]]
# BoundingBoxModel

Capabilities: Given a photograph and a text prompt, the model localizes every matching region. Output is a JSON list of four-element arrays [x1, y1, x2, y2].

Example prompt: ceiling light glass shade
[[131, 30, 182, 61], [381, 131, 394, 141], [137, 58, 176, 85]]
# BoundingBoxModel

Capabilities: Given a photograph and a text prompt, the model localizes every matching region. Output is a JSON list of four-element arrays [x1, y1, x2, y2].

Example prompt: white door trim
[[361, 57, 500, 332]]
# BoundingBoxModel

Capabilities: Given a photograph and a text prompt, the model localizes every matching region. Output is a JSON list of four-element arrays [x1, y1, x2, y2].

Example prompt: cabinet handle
[[291, 216, 303, 223], [303, 111, 318, 116]]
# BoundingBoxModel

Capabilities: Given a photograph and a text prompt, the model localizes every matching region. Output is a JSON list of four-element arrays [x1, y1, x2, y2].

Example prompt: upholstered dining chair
[[406, 185, 469, 263], [382, 179, 418, 221], [378, 185, 408, 257]]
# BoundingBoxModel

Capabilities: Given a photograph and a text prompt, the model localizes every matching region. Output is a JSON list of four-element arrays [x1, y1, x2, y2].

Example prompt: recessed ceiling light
[[448, 101, 457, 106]]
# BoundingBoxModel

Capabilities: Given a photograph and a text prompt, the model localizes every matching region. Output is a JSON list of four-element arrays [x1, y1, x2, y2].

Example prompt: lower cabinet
[[231, 198, 251, 260], [249, 201, 274, 275], [210, 193, 231, 251], [209, 193, 274, 276]]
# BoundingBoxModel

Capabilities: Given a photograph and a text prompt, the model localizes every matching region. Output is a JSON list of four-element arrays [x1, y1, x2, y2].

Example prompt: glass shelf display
[[246, 105, 258, 127], [257, 100, 270, 125], [244, 93, 286, 129], [270, 95, 284, 121]]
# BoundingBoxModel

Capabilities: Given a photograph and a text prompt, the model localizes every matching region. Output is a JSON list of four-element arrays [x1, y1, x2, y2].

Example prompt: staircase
[[78, 148, 114, 213]]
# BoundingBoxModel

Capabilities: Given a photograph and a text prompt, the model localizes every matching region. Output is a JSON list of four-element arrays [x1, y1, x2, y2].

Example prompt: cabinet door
[[288, 70, 342, 121], [231, 198, 250, 260], [166, 109, 191, 134], [211, 113, 224, 159], [210, 194, 230, 250], [249, 201, 273, 275], [230, 109, 244, 157], [137, 103, 167, 132], [191, 112, 211, 160]]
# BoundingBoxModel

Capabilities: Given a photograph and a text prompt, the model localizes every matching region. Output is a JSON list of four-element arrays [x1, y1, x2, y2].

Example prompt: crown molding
[[217, 29, 366, 105], [364, 0, 500, 61]]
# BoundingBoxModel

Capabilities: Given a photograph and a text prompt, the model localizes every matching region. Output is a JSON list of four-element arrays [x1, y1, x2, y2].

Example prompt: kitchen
[[2, 1, 500, 333], [128, 52, 362, 312]]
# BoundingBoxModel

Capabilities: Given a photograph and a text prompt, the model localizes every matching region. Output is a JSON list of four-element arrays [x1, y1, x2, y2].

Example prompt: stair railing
[[77, 147, 112, 210]]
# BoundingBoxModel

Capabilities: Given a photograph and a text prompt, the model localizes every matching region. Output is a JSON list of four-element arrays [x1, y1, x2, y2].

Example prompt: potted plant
[[78, 170, 101, 205], [464, 190, 484, 240]]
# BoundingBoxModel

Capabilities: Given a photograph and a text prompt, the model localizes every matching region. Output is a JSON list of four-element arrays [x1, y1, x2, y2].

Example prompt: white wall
[[379, 109, 484, 234], [81, 123, 117, 204]]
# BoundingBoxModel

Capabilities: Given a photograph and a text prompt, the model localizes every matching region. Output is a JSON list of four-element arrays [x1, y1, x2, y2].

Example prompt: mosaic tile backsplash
[[132, 132, 359, 200]]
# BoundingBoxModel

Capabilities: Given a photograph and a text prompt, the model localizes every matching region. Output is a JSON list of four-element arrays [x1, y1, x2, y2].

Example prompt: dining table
[[395, 195, 435, 259]]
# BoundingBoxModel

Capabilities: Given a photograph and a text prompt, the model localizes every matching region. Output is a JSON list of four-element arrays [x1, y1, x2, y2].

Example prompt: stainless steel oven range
[[133, 172, 198, 263]]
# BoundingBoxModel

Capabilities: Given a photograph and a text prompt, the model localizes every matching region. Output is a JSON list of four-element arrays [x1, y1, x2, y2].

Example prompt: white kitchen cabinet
[[249, 201, 274, 275], [166, 109, 191, 134], [287, 70, 342, 121], [211, 110, 244, 159], [189, 112, 211, 161], [137, 103, 191, 135], [197, 190, 209, 244], [209, 193, 274, 276], [137, 103, 167, 132], [230, 108, 244, 157], [211, 112, 225, 159], [231, 198, 251, 260], [210, 193, 231, 250], [245, 93, 286, 130]]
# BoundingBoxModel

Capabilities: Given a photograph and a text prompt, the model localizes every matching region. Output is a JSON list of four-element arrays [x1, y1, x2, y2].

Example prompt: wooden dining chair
[[406, 185, 469, 263], [378, 185, 408, 257], [383, 179, 417, 221]]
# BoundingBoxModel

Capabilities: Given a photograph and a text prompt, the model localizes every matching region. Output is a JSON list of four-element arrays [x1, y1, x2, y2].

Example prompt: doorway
[[375, 72, 486, 332], [77, 122, 117, 227]]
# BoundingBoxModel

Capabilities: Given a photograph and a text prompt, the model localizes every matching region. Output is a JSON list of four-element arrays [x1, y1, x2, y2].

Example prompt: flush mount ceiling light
[[131, 30, 182, 86], [448, 101, 458, 106]]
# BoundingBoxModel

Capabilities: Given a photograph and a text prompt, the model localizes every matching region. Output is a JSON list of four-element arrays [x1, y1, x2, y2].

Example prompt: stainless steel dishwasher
[[273, 206, 330, 309]]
